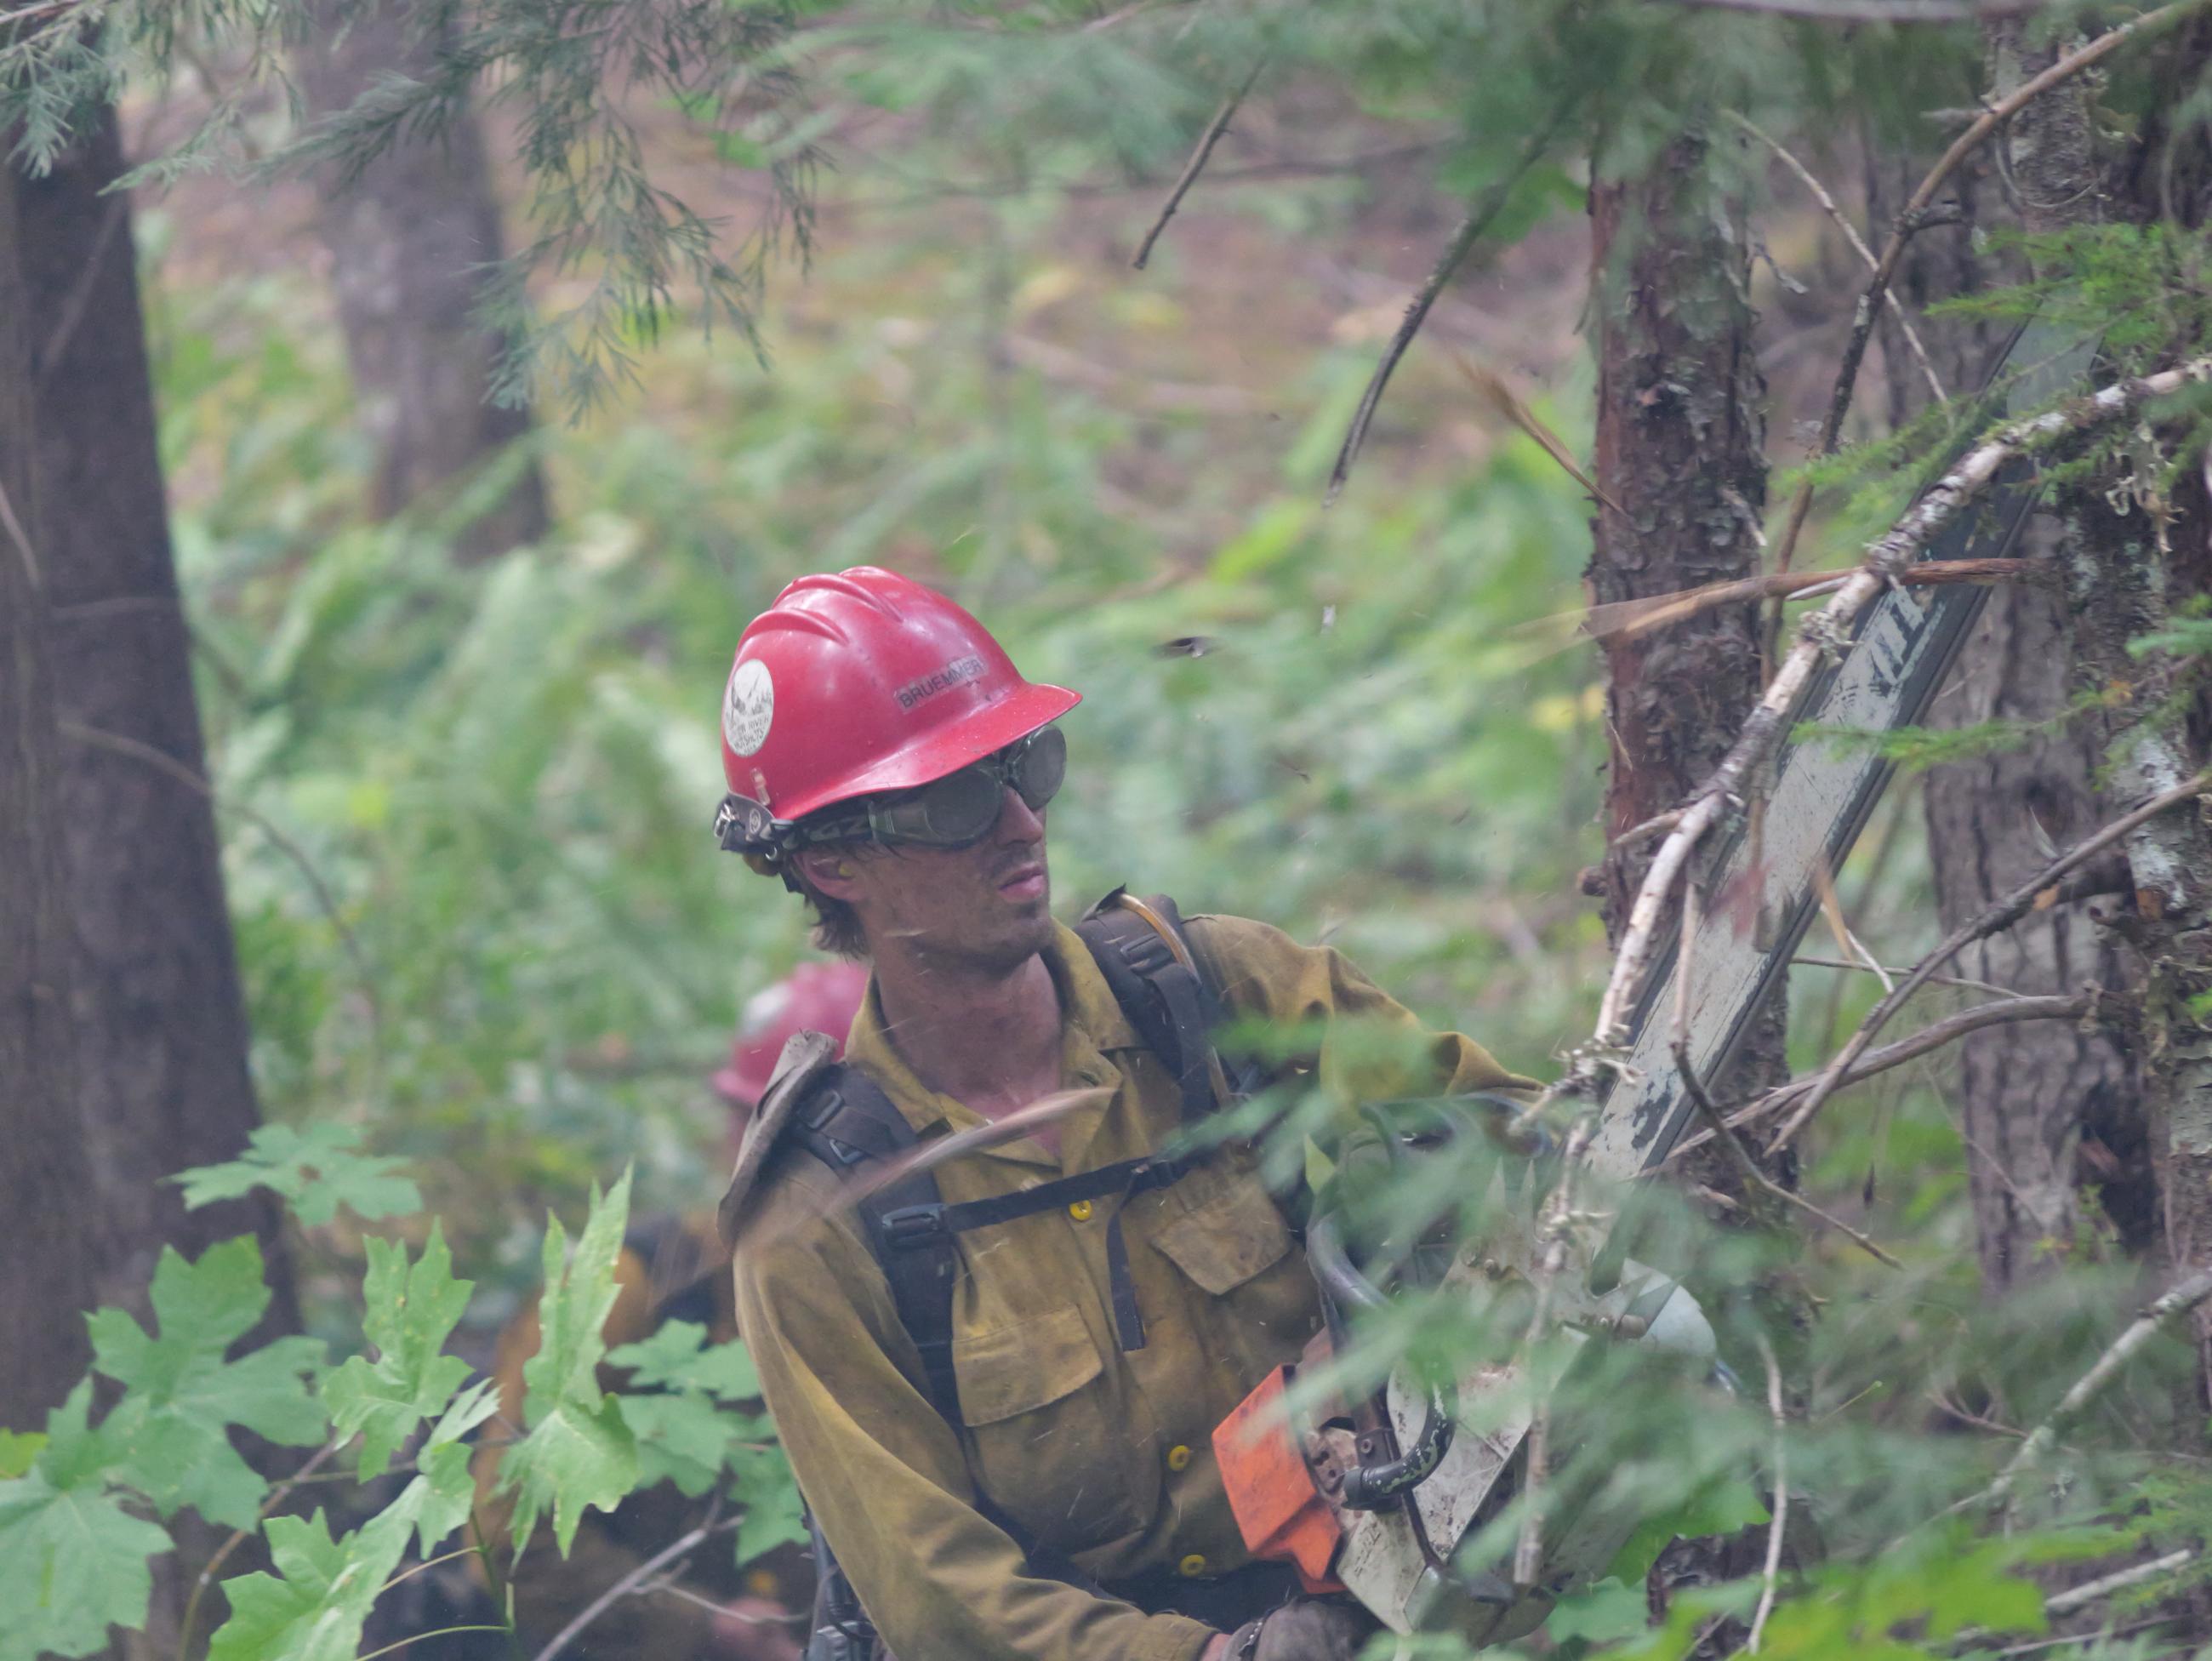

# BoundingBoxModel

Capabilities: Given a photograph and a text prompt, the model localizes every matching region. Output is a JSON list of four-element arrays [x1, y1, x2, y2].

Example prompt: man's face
[[809, 787, 1055, 975]]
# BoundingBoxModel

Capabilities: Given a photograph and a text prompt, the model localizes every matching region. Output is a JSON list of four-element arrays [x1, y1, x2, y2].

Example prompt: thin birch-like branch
[[1766, 0, 2208, 577], [1768, 767, 2212, 1155], [1747, 1333, 1787, 1653], [1578, 556, 2038, 646], [1593, 351, 2212, 1064], [1728, 111, 1946, 404], [2041, 1548, 2194, 1617], [1956, 1266, 2212, 1521], [1132, 61, 1263, 271]]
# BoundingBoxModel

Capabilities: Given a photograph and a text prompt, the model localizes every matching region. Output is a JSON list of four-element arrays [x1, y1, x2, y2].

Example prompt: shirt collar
[[839, 919, 1144, 1162]]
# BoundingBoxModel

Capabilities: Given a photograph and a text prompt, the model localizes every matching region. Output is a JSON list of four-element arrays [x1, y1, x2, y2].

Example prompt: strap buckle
[[875, 1205, 950, 1249]]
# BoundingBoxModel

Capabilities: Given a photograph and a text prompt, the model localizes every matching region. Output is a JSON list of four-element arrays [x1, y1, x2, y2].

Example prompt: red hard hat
[[712, 961, 871, 1105], [718, 566, 1080, 823]]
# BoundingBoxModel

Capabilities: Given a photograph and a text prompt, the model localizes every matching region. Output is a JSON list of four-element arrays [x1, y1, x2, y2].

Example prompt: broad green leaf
[[206, 1508, 413, 1661], [173, 1122, 421, 1226], [322, 1224, 475, 1478], [385, 1379, 502, 1558], [729, 1444, 807, 1569], [87, 1238, 327, 1528], [0, 1431, 43, 1480], [1607, 1473, 1770, 1585], [617, 1391, 764, 1498], [500, 1172, 639, 1557], [1544, 1576, 1651, 1646], [0, 1383, 174, 1661], [608, 1321, 762, 1401]]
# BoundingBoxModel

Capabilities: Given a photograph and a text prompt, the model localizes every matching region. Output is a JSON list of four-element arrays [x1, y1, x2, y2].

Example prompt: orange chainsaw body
[[1211, 1343, 1346, 1595]]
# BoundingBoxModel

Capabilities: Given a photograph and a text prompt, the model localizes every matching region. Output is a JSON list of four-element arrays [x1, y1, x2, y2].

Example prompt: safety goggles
[[717, 724, 1067, 857]]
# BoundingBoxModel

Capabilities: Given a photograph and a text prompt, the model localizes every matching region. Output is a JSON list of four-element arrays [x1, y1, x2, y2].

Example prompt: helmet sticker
[[723, 659, 776, 756]]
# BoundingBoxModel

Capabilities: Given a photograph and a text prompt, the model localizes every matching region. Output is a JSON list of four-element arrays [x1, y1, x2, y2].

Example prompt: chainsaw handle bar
[[1307, 1215, 1457, 1510]]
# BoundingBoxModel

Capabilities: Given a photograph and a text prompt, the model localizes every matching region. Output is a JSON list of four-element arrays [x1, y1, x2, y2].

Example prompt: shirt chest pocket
[[951, 1305, 1137, 1543], [1149, 1176, 1314, 1381]]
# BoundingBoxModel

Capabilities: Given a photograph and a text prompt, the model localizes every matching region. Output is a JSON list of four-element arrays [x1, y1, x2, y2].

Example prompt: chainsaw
[[1211, 322, 2100, 1641]]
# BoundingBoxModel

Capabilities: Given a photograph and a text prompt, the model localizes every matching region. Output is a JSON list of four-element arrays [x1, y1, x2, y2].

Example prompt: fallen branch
[[1593, 351, 2212, 1060], [1728, 111, 1946, 405], [1326, 101, 1573, 504], [1578, 557, 2038, 646], [1132, 60, 1263, 271], [1767, 767, 2210, 1155], [1960, 1266, 2212, 1521], [1665, 993, 2092, 1164], [1767, 0, 2206, 576]]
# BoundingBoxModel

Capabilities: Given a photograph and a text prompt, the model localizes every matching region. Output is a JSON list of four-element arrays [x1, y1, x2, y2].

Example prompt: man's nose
[[994, 786, 1046, 845]]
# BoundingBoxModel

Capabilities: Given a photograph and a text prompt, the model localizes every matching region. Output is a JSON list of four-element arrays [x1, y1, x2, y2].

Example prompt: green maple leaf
[[728, 1444, 807, 1569], [88, 1237, 328, 1529], [609, 1321, 762, 1401], [0, 1382, 174, 1661], [0, 1430, 43, 1480], [385, 1379, 502, 1558], [322, 1224, 474, 1479], [608, 1321, 768, 1497], [206, 1508, 413, 1661], [499, 1172, 639, 1557], [174, 1122, 421, 1227]]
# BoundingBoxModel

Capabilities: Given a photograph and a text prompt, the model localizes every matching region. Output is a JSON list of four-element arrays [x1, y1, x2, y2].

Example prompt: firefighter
[[715, 567, 1537, 1661], [472, 962, 868, 1661]]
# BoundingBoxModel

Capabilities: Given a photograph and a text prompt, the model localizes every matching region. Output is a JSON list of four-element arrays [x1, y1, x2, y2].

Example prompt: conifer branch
[[1132, 61, 1263, 271]]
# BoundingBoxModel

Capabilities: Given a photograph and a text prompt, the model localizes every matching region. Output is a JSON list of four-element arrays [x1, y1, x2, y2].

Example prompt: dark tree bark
[[1875, 31, 2154, 1293], [1588, 126, 1783, 1123], [298, 0, 550, 562], [19, 106, 296, 1327], [0, 150, 98, 1433]]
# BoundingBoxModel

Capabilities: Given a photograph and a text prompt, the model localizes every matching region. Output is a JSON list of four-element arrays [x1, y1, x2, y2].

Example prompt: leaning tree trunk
[[0, 148, 98, 1433], [298, 0, 550, 562], [1877, 24, 2154, 1296], [1588, 123, 1782, 1635], [18, 105, 296, 1325], [1589, 124, 1782, 1125]]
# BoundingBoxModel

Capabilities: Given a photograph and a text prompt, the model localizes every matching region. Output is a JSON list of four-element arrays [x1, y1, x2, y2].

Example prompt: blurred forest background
[[14, 2, 2212, 1659]]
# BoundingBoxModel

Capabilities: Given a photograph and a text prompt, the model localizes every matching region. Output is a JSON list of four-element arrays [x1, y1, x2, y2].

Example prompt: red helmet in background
[[717, 566, 1081, 830], [711, 961, 871, 1107]]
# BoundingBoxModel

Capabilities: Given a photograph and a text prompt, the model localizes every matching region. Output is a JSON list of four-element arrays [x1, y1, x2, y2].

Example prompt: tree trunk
[[298, 0, 550, 562], [19, 105, 295, 1327], [0, 148, 97, 1434], [1588, 125, 1782, 1121], [1877, 31, 2154, 1293]]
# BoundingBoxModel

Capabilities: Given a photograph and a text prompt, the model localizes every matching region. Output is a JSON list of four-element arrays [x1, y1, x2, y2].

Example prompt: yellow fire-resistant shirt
[[730, 912, 1536, 1661]]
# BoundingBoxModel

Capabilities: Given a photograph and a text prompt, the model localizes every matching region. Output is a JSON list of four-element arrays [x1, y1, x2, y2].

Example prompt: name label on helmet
[[895, 654, 985, 711], [724, 660, 776, 756]]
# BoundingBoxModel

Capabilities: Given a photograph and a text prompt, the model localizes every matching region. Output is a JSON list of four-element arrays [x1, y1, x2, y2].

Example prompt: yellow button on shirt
[[731, 911, 1536, 1661], [1068, 1198, 1094, 1222]]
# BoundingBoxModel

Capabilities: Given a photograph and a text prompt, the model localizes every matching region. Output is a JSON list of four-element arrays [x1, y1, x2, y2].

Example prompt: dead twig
[[1132, 61, 1263, 271], [1767, 0, 2206, 576], [1957, 1266, 2212, 1521], [1768, 769, 2211, 1155], [1611, 807, 1685, 852], [1327, 100, 1573, 505], [1790, 954, 2025, 1001], [1663, 993, 2091, 1163], [1577, 557, 2040, 646], [1747, 1333, 1788, 1653], [1727, 111, 1947, 404], [1451, 351, 1625, 514]]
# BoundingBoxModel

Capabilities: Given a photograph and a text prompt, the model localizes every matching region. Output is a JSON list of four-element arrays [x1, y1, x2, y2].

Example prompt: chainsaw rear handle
[[1307, 1214, 1456, 1510]]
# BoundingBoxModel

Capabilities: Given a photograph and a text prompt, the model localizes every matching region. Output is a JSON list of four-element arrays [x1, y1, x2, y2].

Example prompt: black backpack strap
[[1076, 889, 1229, 1124], [784, 1064, 966, 1429]]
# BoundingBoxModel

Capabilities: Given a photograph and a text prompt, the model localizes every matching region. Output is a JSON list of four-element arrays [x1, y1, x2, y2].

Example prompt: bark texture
[[1874, 36, 2152, 1290], [1588, 127, 1783, 1122], [20, 106, 295, 1324], [298, 0, 549, 561], [0, 149, 98, 1433]]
